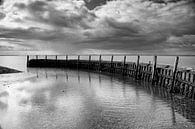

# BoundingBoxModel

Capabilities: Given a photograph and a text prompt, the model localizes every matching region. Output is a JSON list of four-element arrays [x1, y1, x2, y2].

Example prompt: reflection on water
[[0, 68, 195, 129]]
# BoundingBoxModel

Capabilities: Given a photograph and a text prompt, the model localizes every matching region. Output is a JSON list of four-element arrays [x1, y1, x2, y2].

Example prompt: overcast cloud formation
[[0, 0, 195, 54]]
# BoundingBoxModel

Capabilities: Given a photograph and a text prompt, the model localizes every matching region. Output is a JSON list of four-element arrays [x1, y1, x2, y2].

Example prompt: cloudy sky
[[0, 0, 195, 55]]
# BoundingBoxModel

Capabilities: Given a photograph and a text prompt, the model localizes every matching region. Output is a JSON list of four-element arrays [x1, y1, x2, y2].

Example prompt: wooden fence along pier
[[27, 55, 195, 100]]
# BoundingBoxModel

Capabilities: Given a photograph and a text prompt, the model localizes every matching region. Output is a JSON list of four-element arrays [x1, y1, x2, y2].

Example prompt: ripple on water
[[0, 69, 195, 129]]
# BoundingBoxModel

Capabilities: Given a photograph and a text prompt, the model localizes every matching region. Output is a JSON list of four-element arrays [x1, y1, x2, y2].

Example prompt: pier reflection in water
[[0, 68, 195, 129]]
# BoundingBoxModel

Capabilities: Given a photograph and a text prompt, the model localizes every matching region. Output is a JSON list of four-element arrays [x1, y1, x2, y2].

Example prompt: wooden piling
[[27, 54, 195, 100], [152, 56, 157, 84], [27, 55, 29, 66], [123, 56, 126, 75], [170, 56, 179, 93], [135, 55, 140, 79], [45, 55, 47, 66], [55, 55, 58, 67], [99, 55, 102, 71], [88, 55, 91, 69], [110, 55, 114, 73], [193, 74, 195, 83], [77, 55, 80, 69], [66, 55, 68, 67]]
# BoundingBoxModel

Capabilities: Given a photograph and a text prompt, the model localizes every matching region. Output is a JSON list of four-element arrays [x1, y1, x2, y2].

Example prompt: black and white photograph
[[0, 0, 195, 129]]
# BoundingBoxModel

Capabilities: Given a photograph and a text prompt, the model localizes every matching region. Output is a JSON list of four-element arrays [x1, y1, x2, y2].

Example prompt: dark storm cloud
[[0, 0, 3, 5], [147, 0, 194, 4], [0, 12, 5, 20], [0, 0, 195, 54], [13, 0, 96, 29], [0, 27, 78, 41], [84, 0, 112, 10], [81, 0, 195, 53]]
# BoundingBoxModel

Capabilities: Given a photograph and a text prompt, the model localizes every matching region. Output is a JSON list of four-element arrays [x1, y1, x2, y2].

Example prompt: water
[[0, 68, 195, 129]]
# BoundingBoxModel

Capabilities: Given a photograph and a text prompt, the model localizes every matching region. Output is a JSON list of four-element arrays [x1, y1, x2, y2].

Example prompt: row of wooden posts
[[27, 55, 195, 99]]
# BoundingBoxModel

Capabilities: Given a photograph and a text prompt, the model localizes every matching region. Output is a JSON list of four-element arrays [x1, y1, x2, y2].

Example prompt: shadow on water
[[28, 68, 195, 125]]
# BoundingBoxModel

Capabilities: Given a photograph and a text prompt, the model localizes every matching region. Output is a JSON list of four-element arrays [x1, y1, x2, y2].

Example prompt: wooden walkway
[[27, 55, 195, 100]]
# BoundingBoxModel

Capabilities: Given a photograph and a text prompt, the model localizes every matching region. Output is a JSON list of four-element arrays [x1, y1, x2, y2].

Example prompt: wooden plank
[[170, 56, 179, 93]]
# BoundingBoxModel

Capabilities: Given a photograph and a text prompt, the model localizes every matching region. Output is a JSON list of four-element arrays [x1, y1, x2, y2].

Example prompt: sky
[[0, 0, 195, 55]]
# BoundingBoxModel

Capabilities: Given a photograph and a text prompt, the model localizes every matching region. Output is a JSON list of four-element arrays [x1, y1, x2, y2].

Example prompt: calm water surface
[[0, 68, 195, 129]]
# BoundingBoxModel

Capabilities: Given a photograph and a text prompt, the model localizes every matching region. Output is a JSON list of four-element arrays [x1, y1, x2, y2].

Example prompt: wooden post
[[88, 55, 91, 69], [77, 55, 80, 69], [135, 55, 140, 79], [99, 55, 102, 71], [66, 55, 68, 67], [55, 55, 58, 67], [152, 56, 157, 84], [123, 56, 126, 75], [170, 56, 179, 93], [110, 55, 114, 73], [45, 55, 47, 67], [27, 55, 29, 66], [193, 74, 195, 84], [36, 55, 38, 60]]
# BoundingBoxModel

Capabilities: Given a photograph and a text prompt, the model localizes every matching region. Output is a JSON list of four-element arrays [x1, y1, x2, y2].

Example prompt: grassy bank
[[0, 66, 21, 74]]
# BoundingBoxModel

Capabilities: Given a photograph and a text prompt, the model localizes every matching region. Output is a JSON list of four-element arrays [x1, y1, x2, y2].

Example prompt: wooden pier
[[27, 54, 195, 100]]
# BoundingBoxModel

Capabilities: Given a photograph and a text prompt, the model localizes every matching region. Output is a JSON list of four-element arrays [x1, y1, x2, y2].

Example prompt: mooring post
[[170, 56, 179, 93], [135, 55, 140, 79], [123, 56, 126, 75], [36, 55, 38, 60], [152, 56, 157, 84], [99, 55, 102, 71], [88, 55, 91, 69], [110, 55, 114, 73], [45, 55, 47, 60], [77, 55, 80, 69]]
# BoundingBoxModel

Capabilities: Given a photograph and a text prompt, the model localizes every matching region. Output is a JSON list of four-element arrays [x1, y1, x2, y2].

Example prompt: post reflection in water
[[0, 68, 195, 129]]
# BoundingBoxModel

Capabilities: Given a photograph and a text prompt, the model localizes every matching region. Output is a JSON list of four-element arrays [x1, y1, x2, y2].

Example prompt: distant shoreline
[[0, 66, 21, 74]]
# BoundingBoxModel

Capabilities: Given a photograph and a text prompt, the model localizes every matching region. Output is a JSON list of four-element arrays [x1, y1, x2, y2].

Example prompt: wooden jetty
[[27, 54, 195, 100]]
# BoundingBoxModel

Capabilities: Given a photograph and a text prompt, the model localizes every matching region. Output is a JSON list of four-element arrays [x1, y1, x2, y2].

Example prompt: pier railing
[[27, 54, 195, 100]]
